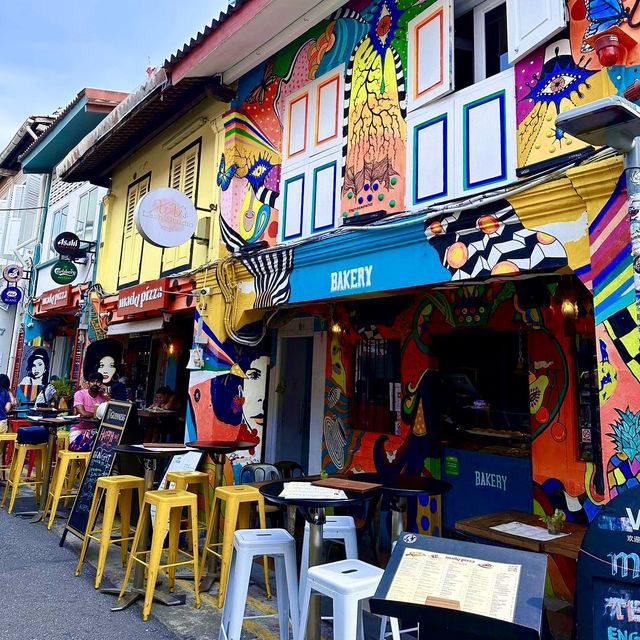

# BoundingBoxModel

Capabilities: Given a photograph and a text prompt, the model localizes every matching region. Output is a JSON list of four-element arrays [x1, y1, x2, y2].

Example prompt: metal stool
[[43, 450, 90, 529], [220, 529, 299, 640]]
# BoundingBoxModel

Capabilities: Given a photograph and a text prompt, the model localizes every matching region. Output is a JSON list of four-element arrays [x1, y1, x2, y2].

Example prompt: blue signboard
[[442, 447, 533, 532], [288, 220, 450, 303], [1, 286, 22, 305]]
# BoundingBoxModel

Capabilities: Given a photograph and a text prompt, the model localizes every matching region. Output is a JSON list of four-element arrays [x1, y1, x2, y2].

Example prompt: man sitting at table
[[70, 373, 107, 451]]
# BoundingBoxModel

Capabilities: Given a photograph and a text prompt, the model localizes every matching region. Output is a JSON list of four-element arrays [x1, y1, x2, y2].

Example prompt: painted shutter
[[506, 0, 565, 63], [407, 0, 454, 113], [119, 179, 147, 285], [163, 145, 198, 273], [5, 184, 25, 255], [280, 171, 306, 241]]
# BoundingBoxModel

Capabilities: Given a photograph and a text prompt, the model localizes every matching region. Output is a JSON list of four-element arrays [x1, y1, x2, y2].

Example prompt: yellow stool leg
[[257, 496, 272, 599], [46, 455, 70, 530], [34, 450, 43, 503], [64, 459, 78, 507], [167, 506, 182, 593], [119, 502, 147, 600], [199, 494, 219, 582], [7, 446, 27, 514], [143, 502, 169, 622], [189, 501, 201, 609], [75, 486, 104, 577], [95, 486, 119, 589], [1, 447, 18, 508], [118, 488, 133, 567], [217, 497, 240, 608]]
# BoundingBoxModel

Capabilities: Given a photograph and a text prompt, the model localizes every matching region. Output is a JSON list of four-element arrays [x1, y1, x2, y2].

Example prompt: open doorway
[[266, 319, 326, 474], [273, 336, 312, 472]]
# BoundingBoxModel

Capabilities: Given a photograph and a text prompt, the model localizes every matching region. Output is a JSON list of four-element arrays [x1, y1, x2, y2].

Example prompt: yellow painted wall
[[96, 98, 227, 292]]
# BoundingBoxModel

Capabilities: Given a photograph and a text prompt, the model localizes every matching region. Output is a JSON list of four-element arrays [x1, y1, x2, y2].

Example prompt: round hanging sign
[[53, 231, 81, 255], [134, 187, 197, 248], [2, 264, 23, 282], [50, 259, 78, 285], [1, 286, 22, 305]]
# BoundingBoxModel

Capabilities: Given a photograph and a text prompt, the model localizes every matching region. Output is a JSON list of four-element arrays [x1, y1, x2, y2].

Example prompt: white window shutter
[[507, 0, 565, 64], [407, 0, 454, 113]]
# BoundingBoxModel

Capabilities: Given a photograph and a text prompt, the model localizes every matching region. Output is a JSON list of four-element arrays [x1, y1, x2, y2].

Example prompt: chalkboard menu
[[577, 485, 640, 639], [62, 401, 132, 543]]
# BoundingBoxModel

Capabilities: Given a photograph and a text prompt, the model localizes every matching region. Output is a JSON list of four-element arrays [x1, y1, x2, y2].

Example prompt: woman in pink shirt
[[70, 373, 107, 451]]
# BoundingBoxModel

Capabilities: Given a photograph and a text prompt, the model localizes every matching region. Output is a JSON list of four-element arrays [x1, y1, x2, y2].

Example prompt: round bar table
[[14, 414, 85, 523], [352, 473, 452, 542], [102, 444, 193, 612], [260, 479, 379, 640], [184, 440, 257, 591]]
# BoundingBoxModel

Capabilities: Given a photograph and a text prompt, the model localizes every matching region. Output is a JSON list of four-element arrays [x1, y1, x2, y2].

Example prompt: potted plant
[[51, 378, 72, 411], [540, 508, 566, 535]]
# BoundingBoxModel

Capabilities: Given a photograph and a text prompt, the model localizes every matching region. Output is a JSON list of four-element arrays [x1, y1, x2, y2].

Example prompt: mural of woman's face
[[31, 357, 46, 380], [239, 356, 268, 433], [98, 355, 117, 384]]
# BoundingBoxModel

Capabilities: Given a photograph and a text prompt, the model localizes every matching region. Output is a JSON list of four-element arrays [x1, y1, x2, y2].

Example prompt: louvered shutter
[[162, 144, 199, 272], [119, 178, 148, 286]]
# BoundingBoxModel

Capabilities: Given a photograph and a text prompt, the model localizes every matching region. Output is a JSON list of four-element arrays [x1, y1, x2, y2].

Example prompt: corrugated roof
[[164, 0, 249, 68], [19, 88, 127, 163], [57, 75, 217, 185]]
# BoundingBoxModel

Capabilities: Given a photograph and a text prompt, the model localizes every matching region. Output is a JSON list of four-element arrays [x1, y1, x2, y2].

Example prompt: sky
[[0, 0, 230, 149]]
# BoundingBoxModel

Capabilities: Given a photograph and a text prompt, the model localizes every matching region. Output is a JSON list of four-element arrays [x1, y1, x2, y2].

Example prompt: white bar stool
[[299, 515, 358, 609], [297, 558, 400, 640], [219, 528, 299, 640]]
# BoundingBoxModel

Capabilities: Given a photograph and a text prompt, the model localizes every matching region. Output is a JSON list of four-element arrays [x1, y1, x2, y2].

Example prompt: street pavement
[[0, 492, 400, 639]]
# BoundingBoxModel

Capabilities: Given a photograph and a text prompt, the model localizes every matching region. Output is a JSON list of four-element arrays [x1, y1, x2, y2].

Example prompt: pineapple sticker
[[607, 407, 640, 498]]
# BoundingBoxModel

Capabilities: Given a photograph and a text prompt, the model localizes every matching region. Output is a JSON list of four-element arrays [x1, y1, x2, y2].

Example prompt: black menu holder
[[576, 485, 640, 640], [369, 533, 547, 640]]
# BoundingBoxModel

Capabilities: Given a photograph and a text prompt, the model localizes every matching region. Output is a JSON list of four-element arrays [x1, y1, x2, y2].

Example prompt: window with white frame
[[75, 187, 99, 241], [404, 0, 564, 207], [48, 205, 69, 259], [280, 66, 344, 242]]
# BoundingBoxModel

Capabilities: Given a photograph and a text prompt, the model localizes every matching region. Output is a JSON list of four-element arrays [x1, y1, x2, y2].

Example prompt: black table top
[[351, 473, 452, 497], [114, 444, 192, 459], [259, 479, 379, 510], [186, 440, 256, 455]]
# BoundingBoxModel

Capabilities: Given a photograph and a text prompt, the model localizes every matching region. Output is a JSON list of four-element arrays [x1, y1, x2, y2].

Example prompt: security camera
[[198, 287, 211, 296]]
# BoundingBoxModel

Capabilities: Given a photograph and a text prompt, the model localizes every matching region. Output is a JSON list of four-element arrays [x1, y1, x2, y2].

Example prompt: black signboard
[[61, 401, 132, 545], [53, 231, 80, 255], [576, 485, 640, 639]]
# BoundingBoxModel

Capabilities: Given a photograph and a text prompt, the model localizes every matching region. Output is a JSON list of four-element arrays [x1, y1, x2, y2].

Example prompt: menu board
[[387, 548, 521, 623], [62, 401, 131, 543]]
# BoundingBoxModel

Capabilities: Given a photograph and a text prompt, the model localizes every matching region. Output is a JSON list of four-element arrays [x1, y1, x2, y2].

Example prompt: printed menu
[[386, 549, 521, 622]]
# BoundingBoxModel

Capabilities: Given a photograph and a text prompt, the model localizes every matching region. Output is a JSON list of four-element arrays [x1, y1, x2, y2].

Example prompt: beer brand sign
[[39, 285, 71, 312], [117, 278, 169, 316], [53, 232, 81, 255]]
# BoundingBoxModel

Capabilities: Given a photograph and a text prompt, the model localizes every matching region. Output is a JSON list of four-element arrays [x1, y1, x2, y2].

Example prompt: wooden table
[[455, 510, 586, 559]]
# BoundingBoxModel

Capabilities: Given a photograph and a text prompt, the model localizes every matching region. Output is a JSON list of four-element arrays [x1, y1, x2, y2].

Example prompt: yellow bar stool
[[56, 431, 70, 451], [119, 488, 202, 621], [165, 470, 211, 546], [43, 450, 91, 529], [75, 475, 144, 589], [200, 484, 271, 608], [0, 442, 46, 513], [0, 432, 17, 480]]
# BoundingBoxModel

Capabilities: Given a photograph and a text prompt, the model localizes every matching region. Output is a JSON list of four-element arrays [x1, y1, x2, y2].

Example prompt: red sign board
[[39, 285, 72, 312], [117, 278, 169, 317]]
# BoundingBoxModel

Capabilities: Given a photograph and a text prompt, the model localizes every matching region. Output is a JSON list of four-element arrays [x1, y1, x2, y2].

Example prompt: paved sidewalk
[[0, 493, 399, 639]]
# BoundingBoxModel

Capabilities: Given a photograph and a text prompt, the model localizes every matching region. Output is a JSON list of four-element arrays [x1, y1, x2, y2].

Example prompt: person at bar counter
[[70, 373, 107, 451]]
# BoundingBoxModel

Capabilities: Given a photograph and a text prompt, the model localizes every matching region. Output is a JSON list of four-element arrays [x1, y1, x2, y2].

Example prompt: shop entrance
[[266, 319, 326, 474]]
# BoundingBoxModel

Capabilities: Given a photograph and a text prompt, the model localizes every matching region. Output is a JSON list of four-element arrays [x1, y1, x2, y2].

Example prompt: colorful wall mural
[[187, 313, 270, 481]]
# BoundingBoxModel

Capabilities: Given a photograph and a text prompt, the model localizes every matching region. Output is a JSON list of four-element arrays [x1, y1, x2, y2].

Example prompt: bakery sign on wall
[[134, 188, 197, 248]]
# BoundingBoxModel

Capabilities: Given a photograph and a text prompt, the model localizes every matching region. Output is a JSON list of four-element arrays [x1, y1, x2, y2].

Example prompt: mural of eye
[[246, 156, 274, 190], [526, 54, 595, 112], [369, 0, 398, 54], [194, 389, 201, 402]]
